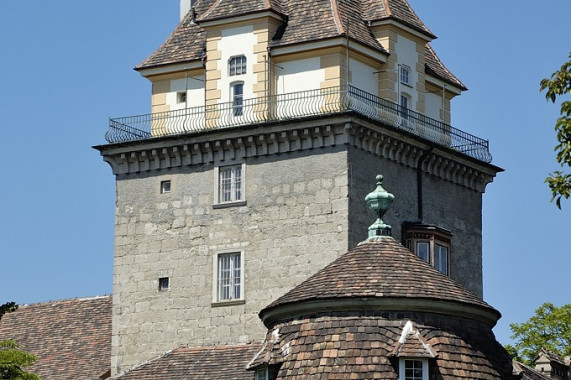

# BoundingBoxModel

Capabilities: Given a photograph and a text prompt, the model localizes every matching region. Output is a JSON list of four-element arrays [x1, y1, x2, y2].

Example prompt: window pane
[[218, 253, 241, 301], [229, 56, 246, 76], [219, 166, 243, 203], [416, 242, 429, 263], [404, 360, 423, 380], [435, 244, 448, 275], [232, 83, 243, 116]]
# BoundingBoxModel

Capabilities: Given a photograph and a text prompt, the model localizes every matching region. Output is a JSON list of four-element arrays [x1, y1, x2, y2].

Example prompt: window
[[231, 82, 244, 116], [255, 367, 268, 380], [400, 65, 411, 86], [217, 252, 242, 301], [218, 165, 243, 203], [160, 180, 171, 194], [416, 242, 429, 263], [400, 359, 426, 380], [229, 55, 247, 76], [158, 277, 170, 291], [176, 91, 187, 104], [403, 223, 451, 276], [434, 244, 448, 275]]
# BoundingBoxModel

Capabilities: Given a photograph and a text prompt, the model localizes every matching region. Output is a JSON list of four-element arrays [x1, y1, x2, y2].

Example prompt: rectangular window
[[232, 82, 244, 116], [434, 244, 448, 275], [400, 66, 410, 85], [217, 252, 241, 301], [404, 360, 424, 380], [176, 91, 187, 104], [229, 55, 247, 76], [158, 277, 170, 291], [255, 367, 268, 380], [218, 165, 243, 203], [416, 242, 430, 263], [160, 180, 171, 194]]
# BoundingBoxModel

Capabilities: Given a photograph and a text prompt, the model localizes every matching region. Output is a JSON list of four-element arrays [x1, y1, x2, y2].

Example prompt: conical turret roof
[[260, 237, 500, 326]]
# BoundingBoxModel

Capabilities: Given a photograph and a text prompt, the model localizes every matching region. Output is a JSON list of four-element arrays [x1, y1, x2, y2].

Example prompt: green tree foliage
[[509, 302, 571, 364], [540, 53, 571, 209], [0, 302, 41, 380], [0, 340, 41, 380], [0, 303, 17, 321]]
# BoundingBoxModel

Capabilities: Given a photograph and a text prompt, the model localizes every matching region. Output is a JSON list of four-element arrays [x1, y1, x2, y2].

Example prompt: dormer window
[[399, 359, 428, 380], [400, 65, 411, 86], [229, 55, 247, 76], [403, 222, 451, 276]]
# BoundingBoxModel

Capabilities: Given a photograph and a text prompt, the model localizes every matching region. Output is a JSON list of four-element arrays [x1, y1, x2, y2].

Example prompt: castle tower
[[95, 0, 501, 374]]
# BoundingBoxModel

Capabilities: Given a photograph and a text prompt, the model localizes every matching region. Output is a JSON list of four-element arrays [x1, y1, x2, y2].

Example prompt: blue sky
[[0, 1, 569, 346]]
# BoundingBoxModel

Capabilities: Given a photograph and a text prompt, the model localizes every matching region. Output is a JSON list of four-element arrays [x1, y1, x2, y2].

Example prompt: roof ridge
[[329, 0, 345, 35], [18, 294, 111, 307], [383, 0, 392, 17], [200, 0, 224, 21]]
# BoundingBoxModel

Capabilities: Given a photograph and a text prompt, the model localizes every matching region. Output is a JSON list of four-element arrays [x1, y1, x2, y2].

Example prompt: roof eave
[[197, 9, 285, 28], [260, 296, 501, 328], [271, 37, 389, 63], [369, 18, 436, 41], [135, 60, 204, 78]]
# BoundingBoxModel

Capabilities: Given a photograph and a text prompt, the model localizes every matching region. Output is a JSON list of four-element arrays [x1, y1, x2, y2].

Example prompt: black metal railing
[[106, 86, 492, 162]]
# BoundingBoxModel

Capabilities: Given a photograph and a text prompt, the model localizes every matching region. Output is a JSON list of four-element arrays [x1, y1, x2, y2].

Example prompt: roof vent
[[365, 174, 395, 238]]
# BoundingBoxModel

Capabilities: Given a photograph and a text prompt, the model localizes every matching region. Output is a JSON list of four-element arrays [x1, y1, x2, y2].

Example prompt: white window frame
[[416, 241, 430, 263], [212, 250, 245, 303], [434, 244, 448, 275], [231, 81, 244, 117], [229, 55, 247, 76], [400, 65, 411, 86], [214, 163, 246, 207], [255, 367, 268, 380], [399, 359, 428, 380]]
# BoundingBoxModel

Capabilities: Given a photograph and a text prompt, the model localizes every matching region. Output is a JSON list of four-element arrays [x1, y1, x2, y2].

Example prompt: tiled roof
[[136, 11, 206, 70], [363, 0, 435, 38], [513, 360, 551, 380], [425, 43, 467, 90], [114, 344, 263, 379], [136, 0, 445, 71], [255, 311, 515, 379], [0, 296, 112, 380], [262, 237, 495, 315], [268, 0, 386, 53], [537, 347, 567, 365], [198, 0, 285, 22]]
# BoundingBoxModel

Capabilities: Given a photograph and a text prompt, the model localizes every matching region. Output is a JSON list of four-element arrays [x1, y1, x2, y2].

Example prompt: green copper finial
[[365, 174, 394, 237]]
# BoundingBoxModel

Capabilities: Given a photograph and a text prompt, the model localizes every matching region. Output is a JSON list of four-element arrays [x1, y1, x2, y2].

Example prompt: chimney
[[180, 0, 193, 21]]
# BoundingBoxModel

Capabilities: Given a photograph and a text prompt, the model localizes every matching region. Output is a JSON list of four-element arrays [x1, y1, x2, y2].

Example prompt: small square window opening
[[158, 277, 170, 291], [177, 91, 187, 104], [160, 180, 171, 194]]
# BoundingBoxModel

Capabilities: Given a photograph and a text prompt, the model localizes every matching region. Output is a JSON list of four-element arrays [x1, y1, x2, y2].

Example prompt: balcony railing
[[106, 86, 492, 163]]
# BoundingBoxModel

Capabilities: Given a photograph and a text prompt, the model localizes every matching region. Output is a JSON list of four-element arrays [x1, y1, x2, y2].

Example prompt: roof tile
[[0, 296, 112, 380]]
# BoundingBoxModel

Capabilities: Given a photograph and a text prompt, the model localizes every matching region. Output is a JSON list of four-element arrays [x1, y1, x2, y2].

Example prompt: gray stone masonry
[[97, 116, 500, 375]]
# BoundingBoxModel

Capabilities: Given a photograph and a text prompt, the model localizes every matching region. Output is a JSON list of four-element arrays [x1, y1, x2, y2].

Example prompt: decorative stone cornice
[[96, 116, 500, 192]]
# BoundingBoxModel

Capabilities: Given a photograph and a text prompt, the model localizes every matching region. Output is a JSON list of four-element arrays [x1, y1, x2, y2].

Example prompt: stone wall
[[112, 146, 351, 374], [347, 146, 484, 295]]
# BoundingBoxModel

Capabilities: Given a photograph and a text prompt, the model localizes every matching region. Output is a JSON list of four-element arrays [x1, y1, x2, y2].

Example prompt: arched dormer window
[[400, 65, 411, 86], [229, 55, 247, 76]]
